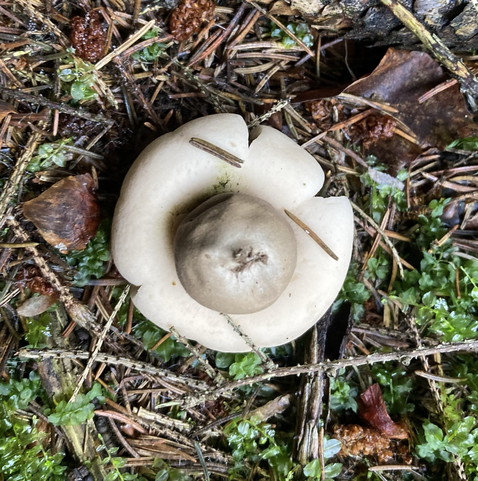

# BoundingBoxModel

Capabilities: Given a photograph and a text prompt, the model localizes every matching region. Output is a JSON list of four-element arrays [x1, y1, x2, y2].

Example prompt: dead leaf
[[23, 174, 101, 253], [270, 1, 301, 16], [0, 100, 15, 122], [16, 295, 57, 317], [344, 48, 478, 174], [358, 383, 408, 439]]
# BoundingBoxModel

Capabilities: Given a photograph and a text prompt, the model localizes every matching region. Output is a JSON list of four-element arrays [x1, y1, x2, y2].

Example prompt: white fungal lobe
[[112, 114, 354, 352]]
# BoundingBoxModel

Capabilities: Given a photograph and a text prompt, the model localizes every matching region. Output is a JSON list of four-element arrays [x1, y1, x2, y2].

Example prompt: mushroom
[[112, 114, 354, 352]]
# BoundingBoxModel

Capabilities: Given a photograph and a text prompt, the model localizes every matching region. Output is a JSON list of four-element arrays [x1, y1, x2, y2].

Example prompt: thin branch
[[176, 339, 478, 408], [17, 348, 211, 392], [351, 201, 405, 279], [221, 314, 276, 370], [70, 285, 131, 402]]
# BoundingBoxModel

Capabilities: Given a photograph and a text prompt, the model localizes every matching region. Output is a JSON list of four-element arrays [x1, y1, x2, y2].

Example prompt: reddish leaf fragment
[[358, 384, 408, 439], [70, 11, 106, 63], [15, 266, 58, 298], [23, 174, 101, 253], [170, 0, 215, 41]]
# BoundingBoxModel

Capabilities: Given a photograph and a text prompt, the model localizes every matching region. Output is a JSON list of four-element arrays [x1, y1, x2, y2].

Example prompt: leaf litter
[[1, 1, 478, 480]]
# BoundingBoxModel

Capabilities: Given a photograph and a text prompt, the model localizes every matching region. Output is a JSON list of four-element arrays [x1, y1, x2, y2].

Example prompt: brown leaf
[[344, 48, 478, 174], [16, 295, 57, 317], [23, 174, 101, 253], [358, 383, 408, 439], [0, 100, 15, 123]]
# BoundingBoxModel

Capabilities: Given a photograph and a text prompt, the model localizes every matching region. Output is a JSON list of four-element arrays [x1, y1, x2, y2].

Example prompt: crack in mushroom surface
[[112, 114, 354, 352]]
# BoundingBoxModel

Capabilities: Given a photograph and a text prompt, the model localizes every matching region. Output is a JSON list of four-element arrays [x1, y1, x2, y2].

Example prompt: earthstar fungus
[[112, 114, 354, 352]]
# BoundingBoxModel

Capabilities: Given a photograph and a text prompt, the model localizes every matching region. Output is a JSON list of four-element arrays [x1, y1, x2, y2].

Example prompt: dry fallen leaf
[[16, 295, 57, 317], [0, 100, 16, 123], [23, 174, 101, 253], [358, 383, 408, 439], [344, 48, 478, 174]]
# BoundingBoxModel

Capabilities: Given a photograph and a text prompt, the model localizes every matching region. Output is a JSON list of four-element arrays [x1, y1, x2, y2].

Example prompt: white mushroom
[[111, 114, 354, 352]]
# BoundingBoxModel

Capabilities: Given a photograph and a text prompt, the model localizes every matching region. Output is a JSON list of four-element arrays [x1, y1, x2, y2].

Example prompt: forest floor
[[2, 1, 478, 480]]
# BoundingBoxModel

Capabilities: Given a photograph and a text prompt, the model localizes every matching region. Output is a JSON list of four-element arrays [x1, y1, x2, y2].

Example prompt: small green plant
[[132, 317, 190, 362], [153, 459, 192, 481], [269, 22, 314, 49], [132, 28, 167, 62], [360, 163, 408, 223], [416, 418, 478, 463], [63, 220, 111, 286], [24, 310, 56, 348], [224, 417, 293, 480], [303, 438, 342, 480], [329, 369, 358, 413], [59, 51, 98, 101], [333, 265, 371, 321], [447, 137, 478, 151], [27, 138, 73, 172], [371, 364, 414, 414], [216, 352, 264, 380], [0, 372, 68, 481], [47, 382, 105, 426]]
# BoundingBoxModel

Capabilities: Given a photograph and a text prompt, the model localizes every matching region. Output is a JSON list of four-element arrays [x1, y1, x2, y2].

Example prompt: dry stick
[[169, 326, 226, 385], [284, 209, 339, 261], [70, 285, 131, 402], [189, 137, 244, 167], [322, 135, 369, 169], [188, 3, 247, 67], [418, 78, 458, 103], [0, 129, 43, 219], [247, 98, 290, 128], [0, 88, 113, 125], [301, 109, 374, 149], [176, 338, 478, 408], [221, 314, 276, 370], [15, 0, 69, 46], [113, 57, 164, 130], [17, 348, 211, 391], [106, 417, 140, 458], [95, 20, 156, 70], [351, 202, 405, 279], [380, 0, 478, 100]]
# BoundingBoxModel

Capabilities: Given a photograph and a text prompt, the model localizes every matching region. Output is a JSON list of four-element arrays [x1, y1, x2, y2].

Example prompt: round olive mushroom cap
[[174, 193, 297, 314], [111, 113, 354, 352]]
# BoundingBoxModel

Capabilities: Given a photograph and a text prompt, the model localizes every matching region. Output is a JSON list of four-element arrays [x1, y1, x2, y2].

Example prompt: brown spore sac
[[23, 174, 101, 253], [169, 0, 215, 41], [70, 11, 106, 63]]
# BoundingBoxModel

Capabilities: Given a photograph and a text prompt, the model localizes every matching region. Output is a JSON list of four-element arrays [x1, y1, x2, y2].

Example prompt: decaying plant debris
[[2, 0, 478, 480]]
